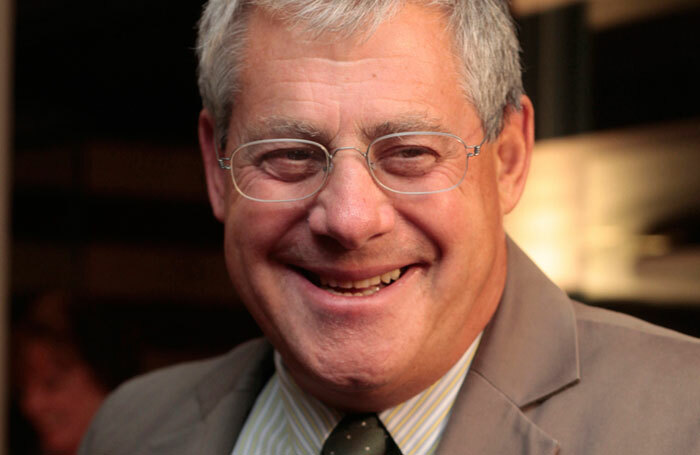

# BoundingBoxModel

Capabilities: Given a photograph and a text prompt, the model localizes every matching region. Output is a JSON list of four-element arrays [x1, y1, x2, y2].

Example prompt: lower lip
[[289, 266, 419, 315]]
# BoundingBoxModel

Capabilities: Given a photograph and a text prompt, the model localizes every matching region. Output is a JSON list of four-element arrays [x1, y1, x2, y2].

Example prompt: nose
[[307, 150, 395, 250]]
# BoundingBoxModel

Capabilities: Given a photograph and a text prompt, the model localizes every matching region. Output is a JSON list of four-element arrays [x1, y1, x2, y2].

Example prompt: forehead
[[232, 3, 478, 142]]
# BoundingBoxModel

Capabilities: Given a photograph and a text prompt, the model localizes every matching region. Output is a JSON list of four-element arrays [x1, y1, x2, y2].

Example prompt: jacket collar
[[149, 340, 274, 455], [437, 237, 579, 454], [473, 237, 580, 407]]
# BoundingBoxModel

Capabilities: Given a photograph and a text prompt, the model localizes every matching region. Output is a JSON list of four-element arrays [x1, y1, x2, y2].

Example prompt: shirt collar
[[276, 333, 481, 455]]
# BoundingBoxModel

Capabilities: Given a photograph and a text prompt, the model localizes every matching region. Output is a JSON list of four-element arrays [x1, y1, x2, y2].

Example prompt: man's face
[[203, 4, 519, 410]]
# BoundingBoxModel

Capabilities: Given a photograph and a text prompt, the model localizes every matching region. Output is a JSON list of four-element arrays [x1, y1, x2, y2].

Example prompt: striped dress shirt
[[232, 333, 481, 455]]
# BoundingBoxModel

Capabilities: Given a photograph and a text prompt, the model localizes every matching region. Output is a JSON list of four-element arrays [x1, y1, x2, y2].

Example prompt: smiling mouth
[[297, 267, 408, 297]]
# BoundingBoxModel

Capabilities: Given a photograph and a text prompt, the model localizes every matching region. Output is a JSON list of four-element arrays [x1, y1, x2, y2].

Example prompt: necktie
[[321, 413, 402, 455]]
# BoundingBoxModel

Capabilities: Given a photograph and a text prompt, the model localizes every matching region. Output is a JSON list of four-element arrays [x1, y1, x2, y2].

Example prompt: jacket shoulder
[[79, 338, 270, 455], [573, 301, 699, 343], [543, 303, 700, 453], [572, 301, 700, 367]]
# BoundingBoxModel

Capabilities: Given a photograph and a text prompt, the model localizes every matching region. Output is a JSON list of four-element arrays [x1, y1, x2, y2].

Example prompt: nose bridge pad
[[330, 146, 367, 160], [320, 147, 383, 199], [327, 145, 373, 177]]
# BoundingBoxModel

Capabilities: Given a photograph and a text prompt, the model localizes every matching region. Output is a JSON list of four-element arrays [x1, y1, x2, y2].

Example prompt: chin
[[291, 330, 407, 393], [321, 358, 394, 390]]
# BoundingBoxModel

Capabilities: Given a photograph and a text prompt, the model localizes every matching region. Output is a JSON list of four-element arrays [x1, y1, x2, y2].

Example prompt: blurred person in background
[[12, 292, 136, 455]]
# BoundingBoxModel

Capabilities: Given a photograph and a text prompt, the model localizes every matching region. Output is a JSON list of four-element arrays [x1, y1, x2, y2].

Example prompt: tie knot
[[321, 413, 401, 455]]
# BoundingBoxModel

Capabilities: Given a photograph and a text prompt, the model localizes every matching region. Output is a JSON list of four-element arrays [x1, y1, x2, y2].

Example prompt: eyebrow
[[237, 113, 450, 146], [360, 115, 449, 140], [239, 116, 332, 144]]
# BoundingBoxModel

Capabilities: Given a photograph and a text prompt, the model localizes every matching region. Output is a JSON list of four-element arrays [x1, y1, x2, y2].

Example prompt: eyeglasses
[[216, 131, 484, 203]]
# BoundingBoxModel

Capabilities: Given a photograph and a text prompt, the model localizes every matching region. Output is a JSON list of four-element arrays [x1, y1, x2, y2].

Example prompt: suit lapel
[[436, 372, 559, 454], [149, 340, 275, 455], [437, 238, 579, 454]]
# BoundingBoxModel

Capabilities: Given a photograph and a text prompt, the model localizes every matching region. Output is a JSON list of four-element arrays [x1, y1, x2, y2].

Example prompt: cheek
[[397, 161, 502, 287], [222, 199, 307, 284], [223, 207, 270, 294], [398, 186, 498, 257], [458, 153, 503, 231]]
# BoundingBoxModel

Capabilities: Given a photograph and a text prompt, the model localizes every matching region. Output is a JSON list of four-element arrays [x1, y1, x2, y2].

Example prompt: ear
[[494, 95, 534, 214], [198, 108, 228, 222]]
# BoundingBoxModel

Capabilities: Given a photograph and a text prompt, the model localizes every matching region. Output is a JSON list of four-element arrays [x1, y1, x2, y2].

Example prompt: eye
[[255, 146, 324, 165], [373, 145, 439, 161], [394, 147, 432, 158], [272, 147, 318, 162], [373, 145, 440, 177], [253, 146, 327, 182]]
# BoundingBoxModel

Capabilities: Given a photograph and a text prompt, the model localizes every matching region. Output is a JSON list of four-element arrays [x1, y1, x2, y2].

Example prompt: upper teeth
[[319, 268, 401, 289]]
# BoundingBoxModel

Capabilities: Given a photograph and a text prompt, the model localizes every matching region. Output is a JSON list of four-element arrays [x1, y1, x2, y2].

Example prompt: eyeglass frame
[[215, 131, 485, 203]]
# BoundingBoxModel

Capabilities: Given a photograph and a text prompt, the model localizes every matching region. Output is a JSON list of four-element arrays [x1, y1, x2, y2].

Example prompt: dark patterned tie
[[321, 413, 402, 455]]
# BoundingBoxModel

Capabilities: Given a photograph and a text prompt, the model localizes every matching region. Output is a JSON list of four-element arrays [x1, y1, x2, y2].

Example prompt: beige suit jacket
[[79, 239, 700, 454]]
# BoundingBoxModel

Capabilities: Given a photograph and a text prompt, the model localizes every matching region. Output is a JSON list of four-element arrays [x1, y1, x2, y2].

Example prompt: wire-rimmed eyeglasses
[[216, 131, 484, 203]]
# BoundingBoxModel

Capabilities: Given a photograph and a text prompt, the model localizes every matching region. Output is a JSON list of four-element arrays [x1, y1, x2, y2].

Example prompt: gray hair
[[196, 0, 522, 145]]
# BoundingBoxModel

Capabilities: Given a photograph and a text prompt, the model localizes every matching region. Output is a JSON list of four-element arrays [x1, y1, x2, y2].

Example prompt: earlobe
[[495, 95, 534, 214], [198, 109, 228, 222]]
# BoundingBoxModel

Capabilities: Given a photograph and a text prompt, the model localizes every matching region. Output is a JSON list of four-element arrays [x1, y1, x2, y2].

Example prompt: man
[[79, 1, 700, 454]]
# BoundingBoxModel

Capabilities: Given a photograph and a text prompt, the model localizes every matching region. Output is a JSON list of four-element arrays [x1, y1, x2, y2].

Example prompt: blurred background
[[1, 0, 699, 453]]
